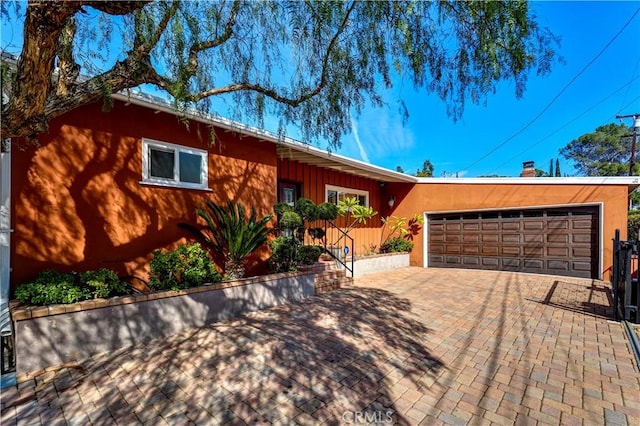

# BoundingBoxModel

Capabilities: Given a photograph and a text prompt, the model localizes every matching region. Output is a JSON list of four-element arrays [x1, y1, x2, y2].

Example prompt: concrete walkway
[[1, 267, 639, 425]]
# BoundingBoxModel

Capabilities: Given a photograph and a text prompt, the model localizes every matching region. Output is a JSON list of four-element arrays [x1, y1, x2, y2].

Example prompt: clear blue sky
[[2, 1, 639, 178], [334, 1, 640, 177]]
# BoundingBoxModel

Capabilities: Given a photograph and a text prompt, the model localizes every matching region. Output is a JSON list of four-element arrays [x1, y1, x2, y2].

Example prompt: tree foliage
[[560, 123, 635, 176], [1, 0, 557, 144], [416, 159, 434, 177]]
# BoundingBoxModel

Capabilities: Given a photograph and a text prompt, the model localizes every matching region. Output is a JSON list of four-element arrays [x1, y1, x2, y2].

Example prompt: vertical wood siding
[[277, 158, 385, 256]]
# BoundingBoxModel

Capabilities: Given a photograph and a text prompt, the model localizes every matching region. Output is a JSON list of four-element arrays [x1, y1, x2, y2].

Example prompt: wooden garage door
[[428, 206, 599, 278]]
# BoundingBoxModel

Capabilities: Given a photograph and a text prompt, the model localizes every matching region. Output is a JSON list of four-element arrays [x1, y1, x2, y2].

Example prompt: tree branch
[[187, 1, 357, 105], [186, 0, 240, 75], [1, 1, 82, 138], [84, 1, 150, 16], [139, 0, 180, 55], [56, 17, 80, 96]]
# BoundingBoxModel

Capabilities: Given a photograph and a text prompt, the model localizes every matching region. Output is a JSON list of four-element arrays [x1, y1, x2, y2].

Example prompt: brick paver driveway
[[2, 267, 639, 425]]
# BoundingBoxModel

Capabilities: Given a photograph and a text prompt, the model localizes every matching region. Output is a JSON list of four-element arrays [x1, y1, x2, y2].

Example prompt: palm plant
[[181, 201, 273, 280]]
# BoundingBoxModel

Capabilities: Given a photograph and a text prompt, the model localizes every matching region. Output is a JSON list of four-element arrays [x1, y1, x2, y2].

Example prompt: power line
[[618, 56, 640, 114], [483, 77, 640, 175], [458, 7, 640, 174]]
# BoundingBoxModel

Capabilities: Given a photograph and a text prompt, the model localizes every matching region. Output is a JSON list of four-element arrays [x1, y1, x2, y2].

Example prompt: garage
[[427, 206, 600, 279]]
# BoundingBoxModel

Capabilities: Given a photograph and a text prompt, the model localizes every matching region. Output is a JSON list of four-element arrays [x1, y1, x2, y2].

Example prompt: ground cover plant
[[15, 268, 128, 305]]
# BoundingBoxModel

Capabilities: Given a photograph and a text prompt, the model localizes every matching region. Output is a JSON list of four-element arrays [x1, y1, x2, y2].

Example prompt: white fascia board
[[415, 176, 640, 186]]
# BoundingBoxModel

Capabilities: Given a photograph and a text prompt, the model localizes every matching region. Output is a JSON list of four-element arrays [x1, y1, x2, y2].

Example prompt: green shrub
[[268, 236, 297, 272], [295, 198, 318, 222], [628, 209, 640, 243], [273, 202, 294, 218], [297, 245, 322, 265], [317, 202, 339, 220], [380, 237, 414, 253], [80, 269, 127, 299], [280, 211, 303, 231], [149, 243, 222, 290], [14, 268, 127, 306]]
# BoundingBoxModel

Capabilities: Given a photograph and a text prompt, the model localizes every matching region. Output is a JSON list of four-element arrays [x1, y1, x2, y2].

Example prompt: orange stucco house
[[2, 90, 637, 296]]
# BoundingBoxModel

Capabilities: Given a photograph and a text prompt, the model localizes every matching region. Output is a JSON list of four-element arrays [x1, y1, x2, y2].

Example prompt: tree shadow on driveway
[[2, 287, 443, 425]]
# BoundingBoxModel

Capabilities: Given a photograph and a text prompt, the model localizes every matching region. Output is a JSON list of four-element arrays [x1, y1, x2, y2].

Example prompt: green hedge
[[15, 268, 128, 306], [380, 237, 414, 253]]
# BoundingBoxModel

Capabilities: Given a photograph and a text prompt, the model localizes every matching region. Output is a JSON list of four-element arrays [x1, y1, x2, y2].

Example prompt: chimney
[[520, 161, 536, 177]]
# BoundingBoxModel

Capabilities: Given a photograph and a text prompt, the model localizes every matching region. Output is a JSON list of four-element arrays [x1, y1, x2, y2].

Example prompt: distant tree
[[535, 168, 547, 177], [555, 158, 561, 177], [548, 159, 553, 177], [396, 166, 404, 174], [560, 123, 634, 176], [416, 160, 434, 177], [1, 1, 558, 144]]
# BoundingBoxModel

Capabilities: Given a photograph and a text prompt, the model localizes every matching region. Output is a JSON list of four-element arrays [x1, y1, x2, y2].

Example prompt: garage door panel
[[446, 223, 461, 231], [572, 219, 594, 229], [501, 246, 520, 256], [430, 246, 444, 254], [463, 234, 480, 243], [430, 234, 444, 242], [524, 221, 544, 230], [524, 247, 543, 256], [483, 234, 499, 243], [547, 247, 569, 257], [502, 234, 520, 243], [502, 222, 520, 231], [572, 261, 592, 271], [524, 259, 544, 269], [572, 234, 593, 244], [548, 219, 569, 229], [502, 258, 521, 268], [482, 246, 499, 255], [572, 247, 592, 257], [548, 260, 570, 271], [482, 257, 499, 266], [463, 222, 480, 231], [446, 245, 463, 254], [482, 222, 499, 230], [428, 206, 599, 279], [445, 234, 461, 242], [548, 234, 569, 244], [524, 234, 544, 243], [430, 223, 444, 232]]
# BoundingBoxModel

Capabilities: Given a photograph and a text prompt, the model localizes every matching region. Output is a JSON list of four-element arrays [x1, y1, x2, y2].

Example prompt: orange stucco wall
[[9, 99, 631, 289], [11, 100, 278, 289], [386, 182, 630, 280]]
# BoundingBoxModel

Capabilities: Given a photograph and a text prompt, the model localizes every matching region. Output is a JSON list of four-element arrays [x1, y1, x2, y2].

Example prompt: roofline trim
[[415, 176, 640, 186], [112, 91, 417, 183]]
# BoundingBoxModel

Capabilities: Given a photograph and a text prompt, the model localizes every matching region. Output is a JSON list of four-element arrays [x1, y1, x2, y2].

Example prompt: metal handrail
[[322, 220, 354, 277]]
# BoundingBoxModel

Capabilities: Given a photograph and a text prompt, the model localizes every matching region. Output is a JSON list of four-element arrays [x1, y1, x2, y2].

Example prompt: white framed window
[[325, 184, 369, 207], [141, 138, 209, 190]]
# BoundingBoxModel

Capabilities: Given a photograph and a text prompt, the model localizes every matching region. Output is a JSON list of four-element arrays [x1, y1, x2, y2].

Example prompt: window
[[325, 184, 369, 207], [141, 138, 209, 190]]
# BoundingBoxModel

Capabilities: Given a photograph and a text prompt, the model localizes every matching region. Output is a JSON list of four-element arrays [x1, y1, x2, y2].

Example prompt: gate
[[612, 229, 640, 323]]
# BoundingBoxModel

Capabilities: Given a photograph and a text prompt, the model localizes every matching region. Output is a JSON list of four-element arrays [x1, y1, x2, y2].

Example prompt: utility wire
[[458, 7, 640, 174], [483, 77, 640, 175], [618, 56, 640, 114]]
